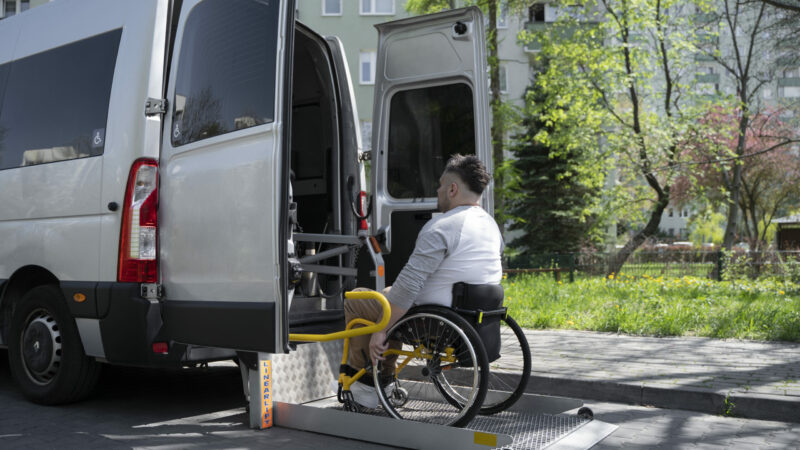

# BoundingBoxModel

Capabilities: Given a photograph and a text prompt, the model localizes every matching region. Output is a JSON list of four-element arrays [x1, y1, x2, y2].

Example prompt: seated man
[[343, 154, 503, 408]]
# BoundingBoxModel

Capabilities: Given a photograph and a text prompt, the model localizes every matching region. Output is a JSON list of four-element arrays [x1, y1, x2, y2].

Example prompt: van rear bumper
[[61, 282, 234, 368]]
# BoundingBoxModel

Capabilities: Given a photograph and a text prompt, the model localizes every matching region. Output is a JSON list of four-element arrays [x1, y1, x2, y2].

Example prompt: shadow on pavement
[[0, 349, 394, 449]]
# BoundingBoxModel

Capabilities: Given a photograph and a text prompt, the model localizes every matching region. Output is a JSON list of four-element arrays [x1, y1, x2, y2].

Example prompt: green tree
[[689, 207, 726, 245], [405, 0, 456, 12], [522, 0, 717, 275], [506, 87, 604, 254], [695, 1, 800, 250]]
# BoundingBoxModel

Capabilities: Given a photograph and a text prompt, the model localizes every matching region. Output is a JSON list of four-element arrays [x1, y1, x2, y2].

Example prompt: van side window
[[0, 29, 121, 170], [386, 83, 475, 199], [171, 0, 280, 146]]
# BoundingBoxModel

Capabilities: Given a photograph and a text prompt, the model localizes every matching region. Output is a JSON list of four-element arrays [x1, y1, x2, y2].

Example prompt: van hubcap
[[20, 310, 62, 385]]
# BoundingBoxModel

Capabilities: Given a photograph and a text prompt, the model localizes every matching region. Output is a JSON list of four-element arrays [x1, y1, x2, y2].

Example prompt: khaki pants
[[344, 287, 401, 378]]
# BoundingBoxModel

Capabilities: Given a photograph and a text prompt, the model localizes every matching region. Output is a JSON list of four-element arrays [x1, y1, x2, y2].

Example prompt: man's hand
[[369, 330, 389, 365]]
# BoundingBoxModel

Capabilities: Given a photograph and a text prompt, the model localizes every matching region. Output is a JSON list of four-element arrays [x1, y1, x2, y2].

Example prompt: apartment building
[[0, 0, 49, 18]]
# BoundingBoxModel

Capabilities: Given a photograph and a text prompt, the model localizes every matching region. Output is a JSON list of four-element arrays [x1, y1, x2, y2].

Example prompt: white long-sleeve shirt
[[386, 205, 503, 309]]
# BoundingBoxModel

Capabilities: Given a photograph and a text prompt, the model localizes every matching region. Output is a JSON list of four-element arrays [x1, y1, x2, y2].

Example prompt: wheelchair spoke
[[375, 308, 488, 427]]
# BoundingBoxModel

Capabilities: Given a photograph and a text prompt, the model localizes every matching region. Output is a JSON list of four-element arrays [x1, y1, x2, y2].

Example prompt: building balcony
[[694, 53, 715, 62], [523, 21, 601, 53], [778, 77, 800, 88], [523, 22, 549, 53], [695, 73, 719, 84]]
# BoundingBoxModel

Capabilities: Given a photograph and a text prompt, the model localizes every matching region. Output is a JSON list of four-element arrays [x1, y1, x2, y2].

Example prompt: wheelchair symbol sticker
[[91, 128, 105, 149], [173, 122, 181, 140]]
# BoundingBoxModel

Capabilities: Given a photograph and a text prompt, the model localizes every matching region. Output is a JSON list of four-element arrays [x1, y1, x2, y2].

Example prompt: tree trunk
[[487, 0, 504, 232], [722, 110, 749, 250], [607, 192, 670, 276]]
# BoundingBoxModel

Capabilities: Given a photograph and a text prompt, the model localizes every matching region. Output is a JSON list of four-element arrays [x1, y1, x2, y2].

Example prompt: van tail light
[[358, 190, 368, 231], [118, 159, 159, 283]]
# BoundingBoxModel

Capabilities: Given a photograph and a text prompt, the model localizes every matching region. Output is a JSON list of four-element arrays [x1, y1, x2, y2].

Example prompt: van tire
[[7, 285, 101, 405]]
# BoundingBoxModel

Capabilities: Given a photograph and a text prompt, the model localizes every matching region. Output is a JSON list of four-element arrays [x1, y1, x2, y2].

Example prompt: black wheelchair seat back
[[451, 282, 505, 363]]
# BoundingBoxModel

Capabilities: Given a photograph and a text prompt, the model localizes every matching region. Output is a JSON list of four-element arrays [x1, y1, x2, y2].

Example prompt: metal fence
[[506, 250, 800, 281]]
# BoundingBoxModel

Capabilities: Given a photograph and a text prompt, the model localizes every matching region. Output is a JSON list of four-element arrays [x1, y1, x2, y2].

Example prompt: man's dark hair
[[444, 154, 491, 195]]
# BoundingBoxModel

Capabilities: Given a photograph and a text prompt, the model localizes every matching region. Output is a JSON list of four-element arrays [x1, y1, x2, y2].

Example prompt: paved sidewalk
[[521, 330, 800, 423]]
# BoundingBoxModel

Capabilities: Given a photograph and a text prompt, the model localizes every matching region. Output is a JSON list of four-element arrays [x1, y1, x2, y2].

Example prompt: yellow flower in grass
[[608, 273, 615, 280], [567, 320, 575, 326], [779, 290, 785, 295]]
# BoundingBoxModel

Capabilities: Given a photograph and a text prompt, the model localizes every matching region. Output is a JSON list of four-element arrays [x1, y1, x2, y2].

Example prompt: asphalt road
[[1, 349, 798, 449]]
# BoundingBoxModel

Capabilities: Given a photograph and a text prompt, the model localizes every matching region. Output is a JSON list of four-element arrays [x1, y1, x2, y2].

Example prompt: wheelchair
[[330, 283, 532, 428]]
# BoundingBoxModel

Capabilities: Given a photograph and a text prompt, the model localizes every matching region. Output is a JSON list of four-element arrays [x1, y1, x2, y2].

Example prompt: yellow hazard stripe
[[473, 431, 497, 447]]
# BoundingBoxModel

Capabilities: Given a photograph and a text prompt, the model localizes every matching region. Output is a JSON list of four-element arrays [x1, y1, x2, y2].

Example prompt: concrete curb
[[526, 374, 800, 424]]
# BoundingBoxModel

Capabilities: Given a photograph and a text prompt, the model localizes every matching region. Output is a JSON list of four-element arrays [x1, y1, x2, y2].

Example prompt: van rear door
[[159, 0, 295, 353], [370, 7, 492, 282]]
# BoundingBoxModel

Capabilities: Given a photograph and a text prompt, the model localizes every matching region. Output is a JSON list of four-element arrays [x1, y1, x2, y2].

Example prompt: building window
[[779, 86, 800, 98], [359, 51, 376, 85], [668, 228, 675, 236], [499, 65, 508, 93], [20, 0, 29, 12], [4, 0, 16, 17], [498, 2, 508, 28], [361, 0, 394, 15], [529, 4, 545, 23], [668, 208, 674, 217], [322, 0, 341, 16]]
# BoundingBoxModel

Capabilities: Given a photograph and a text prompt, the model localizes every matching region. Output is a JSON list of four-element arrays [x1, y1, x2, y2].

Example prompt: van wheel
[[7, 285, 100, 404]]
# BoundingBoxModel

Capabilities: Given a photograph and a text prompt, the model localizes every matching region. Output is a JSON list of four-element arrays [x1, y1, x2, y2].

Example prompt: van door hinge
[[141, 283, 163, 299], [144, 98, 168, 116], [358, 150, 371, 162]]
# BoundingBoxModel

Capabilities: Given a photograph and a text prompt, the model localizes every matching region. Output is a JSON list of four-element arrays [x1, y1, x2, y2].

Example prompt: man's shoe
[[348, 380, 380, 409]]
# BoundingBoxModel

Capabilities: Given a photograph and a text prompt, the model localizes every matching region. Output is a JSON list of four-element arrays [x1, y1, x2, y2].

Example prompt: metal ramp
[[248, 341, 617, 449]]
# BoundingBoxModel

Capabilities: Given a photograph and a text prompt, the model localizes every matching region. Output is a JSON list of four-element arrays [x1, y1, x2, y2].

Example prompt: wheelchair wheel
[[481, 315, 531, 415], [374, 306, 488, 427]]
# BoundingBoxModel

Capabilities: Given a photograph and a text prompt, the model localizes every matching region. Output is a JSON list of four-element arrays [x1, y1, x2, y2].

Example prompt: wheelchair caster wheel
[[390, 387, 408, 407], [341, 390, 361, 413], [577, 407, 594, 420]]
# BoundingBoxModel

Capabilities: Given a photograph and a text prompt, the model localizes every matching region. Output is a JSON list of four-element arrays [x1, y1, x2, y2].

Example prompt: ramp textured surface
[[469, 412, 588, 449]]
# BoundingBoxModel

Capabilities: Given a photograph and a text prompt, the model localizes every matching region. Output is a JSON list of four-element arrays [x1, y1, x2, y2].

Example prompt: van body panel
[[325, 36, 363, 158], [325, 34, 365, 251], [0, 159, 103, 282], [370, 7, 492, 254], [0, 0, 167, 284], [97, 0, 169, 283], [159, 0, 293, 353], [160, 128, 281, 302]]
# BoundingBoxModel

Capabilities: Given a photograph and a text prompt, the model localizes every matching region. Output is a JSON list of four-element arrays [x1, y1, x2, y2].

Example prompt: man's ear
[[449, 181, 459, 197]]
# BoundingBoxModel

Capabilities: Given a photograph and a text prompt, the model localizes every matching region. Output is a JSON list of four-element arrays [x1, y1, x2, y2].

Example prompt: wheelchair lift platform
[[249, 341, 617, 449]]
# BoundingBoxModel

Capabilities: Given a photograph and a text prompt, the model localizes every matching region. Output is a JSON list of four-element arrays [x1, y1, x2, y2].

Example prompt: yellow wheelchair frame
[[288, 290, 460, 412], [288, 290, 390, 404]]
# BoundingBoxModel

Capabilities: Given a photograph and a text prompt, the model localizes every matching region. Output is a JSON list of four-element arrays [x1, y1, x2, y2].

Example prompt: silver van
[[0, 0, 491, 404]]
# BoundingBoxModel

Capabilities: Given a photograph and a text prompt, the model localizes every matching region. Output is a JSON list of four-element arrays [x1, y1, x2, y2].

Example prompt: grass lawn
[[502, 273, 800, 342]]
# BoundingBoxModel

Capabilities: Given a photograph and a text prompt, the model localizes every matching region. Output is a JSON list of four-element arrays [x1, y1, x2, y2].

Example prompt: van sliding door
[[370, 7, 491, 283], [159, 0, 295, 353]]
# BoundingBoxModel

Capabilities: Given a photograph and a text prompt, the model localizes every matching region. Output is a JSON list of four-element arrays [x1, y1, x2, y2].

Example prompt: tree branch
[[760, 0, 800, 12]]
